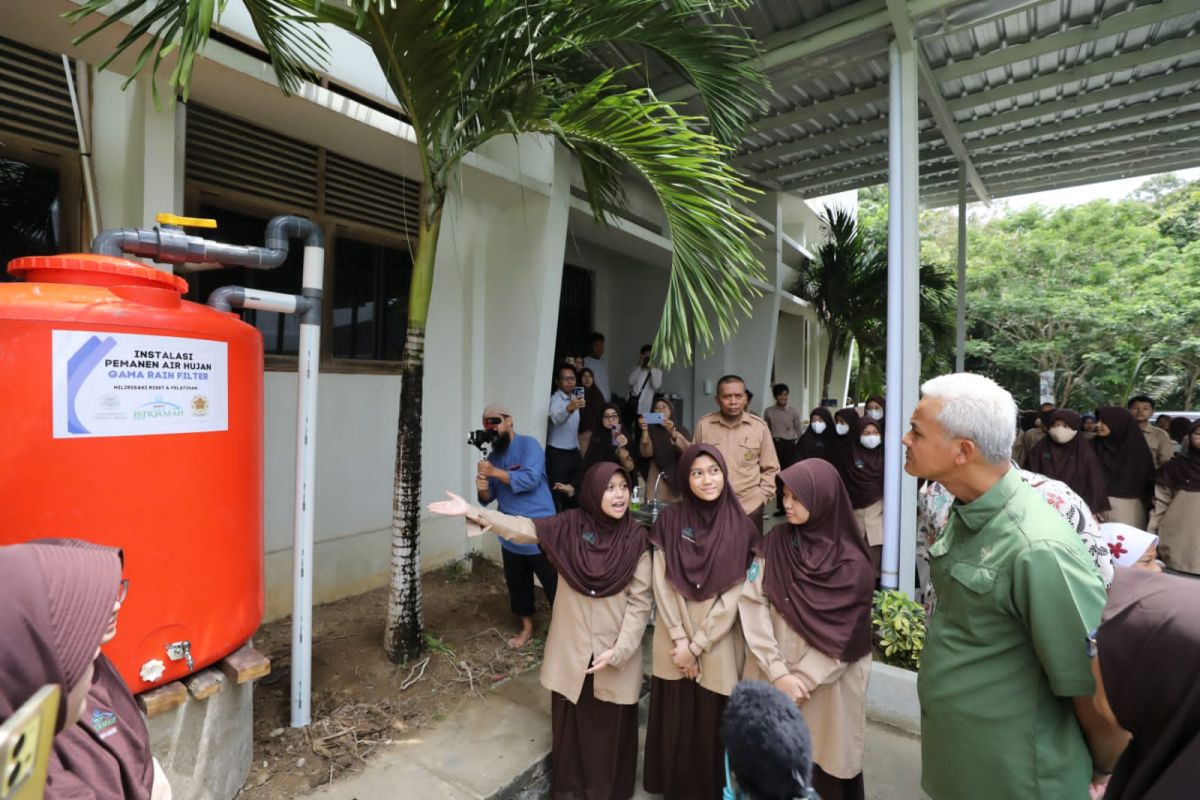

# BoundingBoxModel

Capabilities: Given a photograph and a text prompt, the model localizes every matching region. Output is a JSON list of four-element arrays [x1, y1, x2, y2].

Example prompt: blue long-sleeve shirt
[[485, 434, 556, 555]]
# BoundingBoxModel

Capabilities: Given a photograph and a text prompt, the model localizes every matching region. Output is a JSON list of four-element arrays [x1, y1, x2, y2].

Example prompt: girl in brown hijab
[[636, 395, 691, 503], [739, 459, 875, 800], [798, 407, 836, 463], [842, 417, 885, 581], [1021, 409, 1111, 517], [0, 542, 126, 796], [429, 463, 652, 800], [36, 539, 170, 800], [643, 444, 760, 799], [576, 367, 606, 453], [1167, 415, 1191, 445], [1092, 406, 1156, 527], [1092, 568, 1200, 800], [1148, 419, 1200, 575], [830, 407, 860, 483]]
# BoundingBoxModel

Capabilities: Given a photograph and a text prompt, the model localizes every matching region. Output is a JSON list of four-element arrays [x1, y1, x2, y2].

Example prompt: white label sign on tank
[[52, 330, 230, 438]]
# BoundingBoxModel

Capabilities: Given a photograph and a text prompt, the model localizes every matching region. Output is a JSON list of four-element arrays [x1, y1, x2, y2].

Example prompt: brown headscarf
[[756, 459, 875, 662], [576, 368, 606, 434], [533, 462, 648, 598], [1092, 406, 1155, 500], [797, 406, 835, 461], [1167, 416, 1192, 444], [831, 406, 860, 480], [649, 444, 759, 601], [1023, 410, 1111, 513], [640, 411, 690, 492], [840, 416, 885, 509], [581, 402, 627, 472], [34, 539, 154, 800], [0, 543, 122, 731], [1097, 568, 1200, 800], [1157, 419, 1200, 492]]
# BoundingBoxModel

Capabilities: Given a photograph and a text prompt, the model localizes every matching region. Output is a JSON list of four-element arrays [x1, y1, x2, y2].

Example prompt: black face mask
[[492, 431, 512, 452]]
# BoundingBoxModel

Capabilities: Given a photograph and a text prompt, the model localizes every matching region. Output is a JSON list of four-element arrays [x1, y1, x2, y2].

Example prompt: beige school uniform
[[853, 500, 884, 547], [638, 429, 691, 503], [467, 508, 653, 705], [1143, 425, 1176, 470], [1149, 484, 1200, 575], [1106, 497, 1148, 530], [650, 550, 744, 696], [739, 556, 871, 780]]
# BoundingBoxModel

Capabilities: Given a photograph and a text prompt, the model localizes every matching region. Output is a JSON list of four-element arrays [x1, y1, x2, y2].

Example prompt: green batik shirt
[[918, 468, 1106, 800]]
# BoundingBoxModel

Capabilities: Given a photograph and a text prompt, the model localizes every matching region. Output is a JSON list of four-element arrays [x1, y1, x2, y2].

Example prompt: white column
[[955, 165, 967, 372], [883, 37, 920, 598]]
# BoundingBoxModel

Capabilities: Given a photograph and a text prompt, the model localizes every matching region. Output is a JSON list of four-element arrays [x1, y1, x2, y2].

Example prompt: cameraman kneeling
[[475, 403, 559, 648]]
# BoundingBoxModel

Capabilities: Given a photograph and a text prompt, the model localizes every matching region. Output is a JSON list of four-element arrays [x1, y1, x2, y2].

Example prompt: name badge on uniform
[[747, 561, 760, 582], [682, 526, 696, 543], [582, 530, 596, 545]]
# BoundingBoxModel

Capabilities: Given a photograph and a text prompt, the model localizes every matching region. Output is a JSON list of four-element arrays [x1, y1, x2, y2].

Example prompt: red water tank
[[0, 254, 263, 693]]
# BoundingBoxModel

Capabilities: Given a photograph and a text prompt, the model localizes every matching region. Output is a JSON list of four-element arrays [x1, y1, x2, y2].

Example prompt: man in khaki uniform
[[694, 374, 779, 532], [1128, 395, 1175, 470]]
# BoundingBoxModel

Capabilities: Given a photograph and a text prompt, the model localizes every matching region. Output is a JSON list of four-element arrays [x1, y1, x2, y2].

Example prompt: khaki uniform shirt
[[650, 551, 744, 696], [1142, 424, 1176, 470], [739, 556, 870, 779], [468, 508, 653, 705], [763, 405, 803, 441], [694, 412, 780, 514], [1149, 483, 1200, 574]]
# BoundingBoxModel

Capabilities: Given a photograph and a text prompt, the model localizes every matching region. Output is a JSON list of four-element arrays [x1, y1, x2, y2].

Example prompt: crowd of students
[[3, 358, 1197, 800]]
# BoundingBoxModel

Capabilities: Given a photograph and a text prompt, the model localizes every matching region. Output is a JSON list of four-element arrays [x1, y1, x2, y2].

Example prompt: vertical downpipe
[[291, 244, 324, 728]]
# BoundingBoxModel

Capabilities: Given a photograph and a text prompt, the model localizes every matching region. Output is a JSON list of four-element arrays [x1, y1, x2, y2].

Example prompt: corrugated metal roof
[[649, 0, 1200, 206]]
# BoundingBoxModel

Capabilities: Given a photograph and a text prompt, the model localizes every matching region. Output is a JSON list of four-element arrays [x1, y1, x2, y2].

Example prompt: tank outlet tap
[[166, 640, 195, 673]]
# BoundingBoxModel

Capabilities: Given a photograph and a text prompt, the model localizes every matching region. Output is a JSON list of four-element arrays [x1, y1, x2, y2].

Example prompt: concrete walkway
[[302, 666, 927, 800]]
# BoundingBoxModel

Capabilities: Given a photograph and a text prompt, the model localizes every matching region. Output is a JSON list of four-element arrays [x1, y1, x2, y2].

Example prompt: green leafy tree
[[74, 0, 768, 659]]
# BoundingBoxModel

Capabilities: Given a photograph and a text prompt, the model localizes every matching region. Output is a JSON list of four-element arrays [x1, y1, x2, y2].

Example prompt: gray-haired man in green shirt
[[901, 373, 1125, 800]]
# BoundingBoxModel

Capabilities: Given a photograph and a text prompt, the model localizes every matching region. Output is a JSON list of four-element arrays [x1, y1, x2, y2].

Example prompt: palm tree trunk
[[384, 186, 444, 662], [822, 327, 839, 403]]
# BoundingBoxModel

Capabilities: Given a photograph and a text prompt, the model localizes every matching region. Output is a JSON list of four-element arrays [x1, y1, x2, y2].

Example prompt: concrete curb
[[866, 661, 921, 735]]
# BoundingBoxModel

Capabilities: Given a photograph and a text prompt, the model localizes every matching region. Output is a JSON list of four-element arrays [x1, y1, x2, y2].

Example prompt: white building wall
[[6, 2, 849, 623]]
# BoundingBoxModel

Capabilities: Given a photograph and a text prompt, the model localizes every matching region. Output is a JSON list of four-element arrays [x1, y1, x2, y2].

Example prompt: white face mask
[[867, 408, 884, 420], [860, 434, 882, 449], [1048, 427, 1078, 444], [810, 420, 827, 434], [835, 422, 850, 436]]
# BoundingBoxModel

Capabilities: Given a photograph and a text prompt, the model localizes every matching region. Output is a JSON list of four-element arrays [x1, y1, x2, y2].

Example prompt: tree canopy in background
[[866, 175, 1200, 410]]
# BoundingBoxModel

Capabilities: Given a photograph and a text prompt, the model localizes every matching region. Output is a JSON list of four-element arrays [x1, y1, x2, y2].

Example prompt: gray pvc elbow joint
[[207, 286, 245, 313], [266, 216, 325, 251]]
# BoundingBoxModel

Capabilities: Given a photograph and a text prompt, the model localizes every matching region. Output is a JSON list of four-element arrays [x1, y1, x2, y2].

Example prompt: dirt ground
[[237, 556, 549, 798]]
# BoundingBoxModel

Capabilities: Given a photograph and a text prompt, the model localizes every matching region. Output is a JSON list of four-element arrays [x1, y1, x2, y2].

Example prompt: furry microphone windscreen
[[722, 681, 815, 800]]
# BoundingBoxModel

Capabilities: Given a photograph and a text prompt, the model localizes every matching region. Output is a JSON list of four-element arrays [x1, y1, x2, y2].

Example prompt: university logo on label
[[191, 395, 210, 416], [90, 709, 117, 734]]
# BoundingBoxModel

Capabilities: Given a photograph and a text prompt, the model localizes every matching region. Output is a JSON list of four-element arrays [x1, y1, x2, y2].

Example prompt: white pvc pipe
[[242, 289, 300, 315], [290, 244, 323, 728]]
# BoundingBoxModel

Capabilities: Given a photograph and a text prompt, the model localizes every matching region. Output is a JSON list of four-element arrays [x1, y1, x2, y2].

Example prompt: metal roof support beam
[[922, 142, 1200, 193], [921, 151, 1200, 205], [744, 85, 890, 138], [774, 102, 1200, 187], [956, 65, 1200, 137], [944, 35, 1200, 115], [663, 0, 969, 103], [933, 0, 1200, 83], [887, 0, 990, 202], [883, 35, 920, 600]]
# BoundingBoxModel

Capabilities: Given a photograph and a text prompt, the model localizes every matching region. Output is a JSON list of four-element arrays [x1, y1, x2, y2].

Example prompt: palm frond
[[522, 72, 764, 366], [65, 0, 328, 103]]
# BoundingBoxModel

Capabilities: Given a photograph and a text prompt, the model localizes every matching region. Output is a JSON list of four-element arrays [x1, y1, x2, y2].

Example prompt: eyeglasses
[[118, 579, 129, 604], [602, 413, 620, 420]]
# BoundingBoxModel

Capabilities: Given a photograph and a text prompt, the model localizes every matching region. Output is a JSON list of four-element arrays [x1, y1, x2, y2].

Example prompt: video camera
[[468, 428, 498, 456]]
